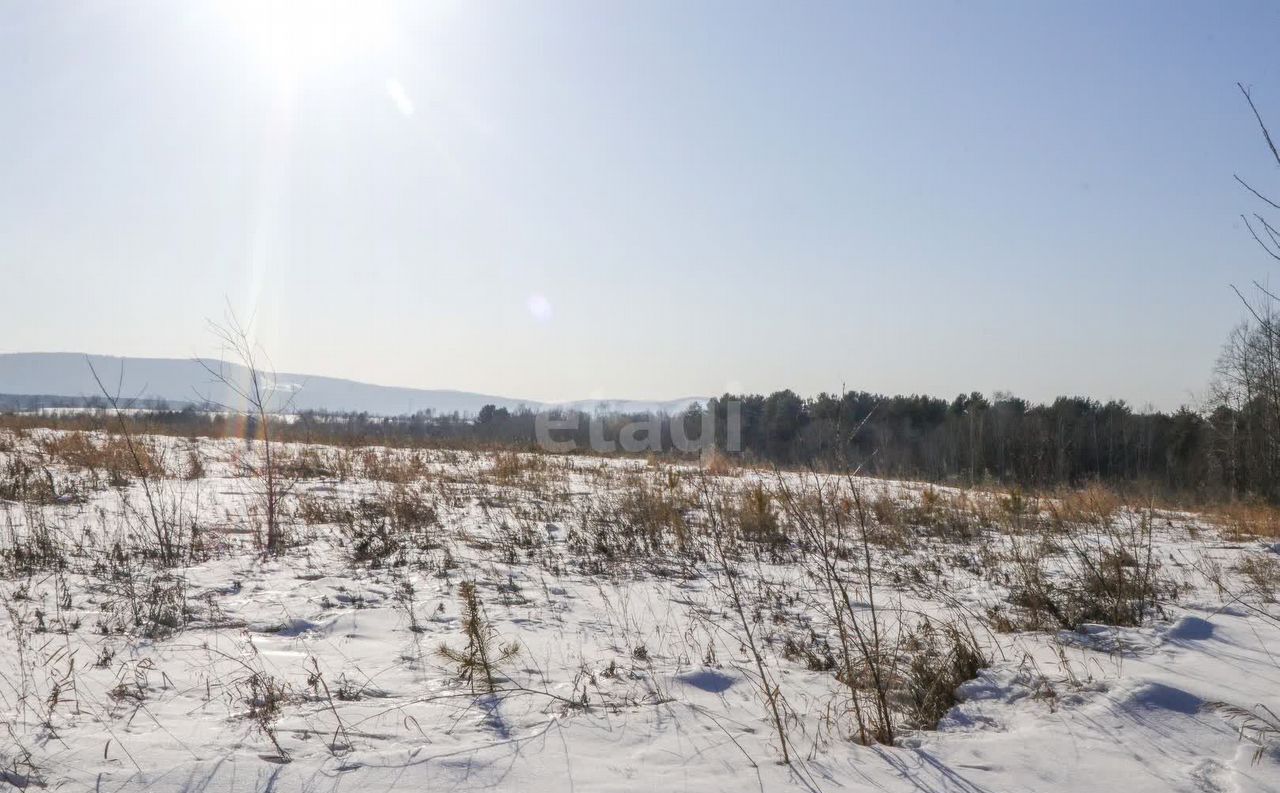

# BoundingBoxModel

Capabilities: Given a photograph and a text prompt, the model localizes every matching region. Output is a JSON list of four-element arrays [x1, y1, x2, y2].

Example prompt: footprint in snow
[[1165, 615, 1215, 642], [676, 669, 736, 694], [1188, 758, 1237, 793], [248, 616, 320, 636], [1124, 681, 1203, 715]]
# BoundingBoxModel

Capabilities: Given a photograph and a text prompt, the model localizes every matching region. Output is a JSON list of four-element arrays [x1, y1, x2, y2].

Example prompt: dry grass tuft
[[904, 487, 984, 540], [1048, 483, 1122, 530], [615, 476, 691, 554], [359, 449, 429, 484], [1210, 502, 1280, 540], [487, 451, 547, 485], [701, 448, 737, 476], [733, 484, 784, 544], [39, 432, 168, 485], [1239, 554, 1280, 600]]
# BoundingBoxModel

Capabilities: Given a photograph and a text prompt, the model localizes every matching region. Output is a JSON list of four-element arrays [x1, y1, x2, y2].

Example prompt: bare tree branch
[[1234, 174, 1280, 211], [1240, 82, 1280, 167], [1242, 215, 1280, 262]]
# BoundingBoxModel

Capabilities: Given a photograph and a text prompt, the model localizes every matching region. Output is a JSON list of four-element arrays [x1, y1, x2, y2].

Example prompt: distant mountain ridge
[[0, 353, 705, 417]]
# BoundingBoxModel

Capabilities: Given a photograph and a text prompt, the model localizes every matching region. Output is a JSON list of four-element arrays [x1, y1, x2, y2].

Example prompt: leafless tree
[[1213, 84, 1280, 498], [198, 311, 295, 554], [1235, 83, 1280, 266], [1230, 84, 1280, 336]]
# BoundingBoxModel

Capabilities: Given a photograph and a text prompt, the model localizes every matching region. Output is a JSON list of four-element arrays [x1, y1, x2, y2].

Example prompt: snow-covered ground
[[0, 430, 1277, 792]]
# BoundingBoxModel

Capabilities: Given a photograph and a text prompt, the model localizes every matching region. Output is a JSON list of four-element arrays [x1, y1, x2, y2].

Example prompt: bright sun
[[226, 0, 395, 77]]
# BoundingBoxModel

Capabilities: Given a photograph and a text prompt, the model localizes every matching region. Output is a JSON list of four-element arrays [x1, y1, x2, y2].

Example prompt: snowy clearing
[[0, 429, 1277, 792]]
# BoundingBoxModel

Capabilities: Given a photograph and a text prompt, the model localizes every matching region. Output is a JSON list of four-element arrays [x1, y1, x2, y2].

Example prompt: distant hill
[[0, 353, 704, 417]]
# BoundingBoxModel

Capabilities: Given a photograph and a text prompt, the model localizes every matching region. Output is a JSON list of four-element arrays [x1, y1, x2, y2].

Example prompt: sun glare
[[226, 0, 395, 77]]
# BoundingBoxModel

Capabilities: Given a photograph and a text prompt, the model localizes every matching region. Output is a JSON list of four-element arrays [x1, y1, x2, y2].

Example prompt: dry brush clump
[[0, 455, 75, 506], [486, 451, 550, 486], [701, 447, 739, 476], [1, 504, 66, 574], [618, 476, 689, 550], [37, 431, 169, 486], [902, 486, 986, 542], [358, 448, 430, 483], [275, 446, 348, 481], [1239, 554, 1280, 600], [733, 483, 786, 546], [102, 569, 192, 638], [299, 481, 440, 566], [994, 487, 1043, 534], [990, 500, 1168, 631], [1055, 507, 1165, 627], [1047, 483, 1123, 531], [860, 484, 1006, 550], [244, 670, 291, 760], [568, 473, 695, 563], [770, 475, 992, 747], [902, 618, 986, 728], [1209, 501, 1280, 540]]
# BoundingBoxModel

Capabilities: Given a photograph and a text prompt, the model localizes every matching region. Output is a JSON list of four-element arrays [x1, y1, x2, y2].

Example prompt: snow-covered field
[[1, 429, 1277, 792]]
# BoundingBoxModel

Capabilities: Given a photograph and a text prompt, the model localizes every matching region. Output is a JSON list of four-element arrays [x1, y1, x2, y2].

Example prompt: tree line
[[459, 389, 1245, 500]]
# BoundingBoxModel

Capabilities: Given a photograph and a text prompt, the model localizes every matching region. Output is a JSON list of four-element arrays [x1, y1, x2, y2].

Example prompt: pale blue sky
[[2, 1, 1279, 408]]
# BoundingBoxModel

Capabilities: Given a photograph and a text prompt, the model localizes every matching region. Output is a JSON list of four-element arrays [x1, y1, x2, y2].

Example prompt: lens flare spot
[[527, 294, 553, 323], [387, 79, 414, 116]]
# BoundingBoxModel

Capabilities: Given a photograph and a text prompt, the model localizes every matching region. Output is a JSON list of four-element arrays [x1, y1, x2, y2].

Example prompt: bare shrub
[[869, 489, 904, 531], [775, 475, 900, 745], [775, 474, 994, 743], [999, 536, 1065, 631], [183, 447, 206, 480], [295, 493, 355, 527], [1060, 509, 1162, 626], [97, 569, 191, 638], [997, 487, 1041, 533], [199, 313, 295, 554], [904, 487, 982, 541], [85, 362, 196, 566]]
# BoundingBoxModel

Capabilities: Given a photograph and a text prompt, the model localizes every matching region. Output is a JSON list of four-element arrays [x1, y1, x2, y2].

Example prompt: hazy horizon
[[0, 350, 710, 407], [0, 348, 1217, 411], [5, 1, 1280, 409]]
